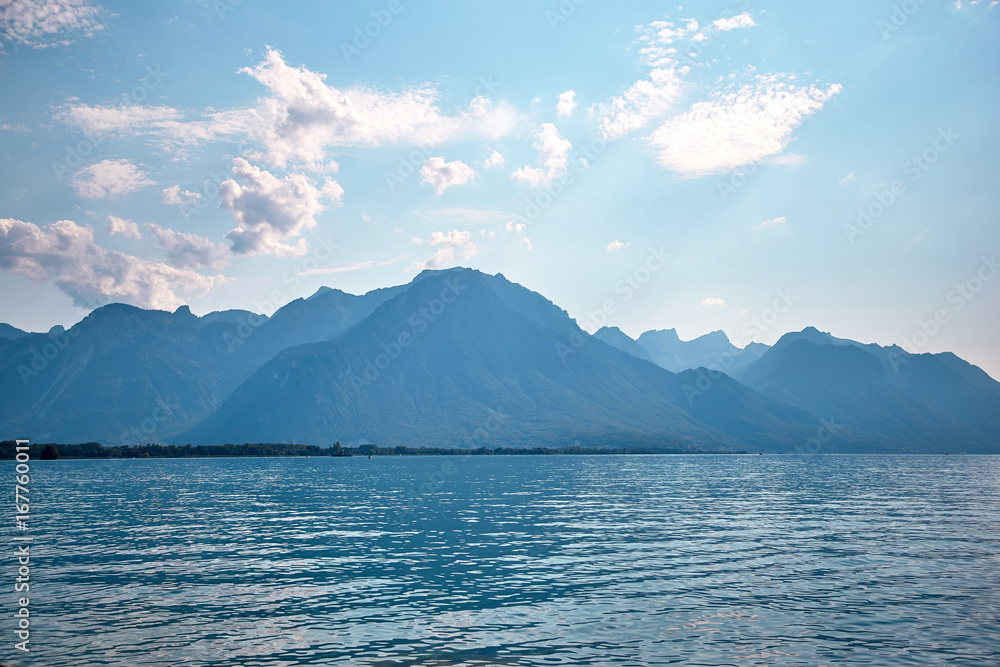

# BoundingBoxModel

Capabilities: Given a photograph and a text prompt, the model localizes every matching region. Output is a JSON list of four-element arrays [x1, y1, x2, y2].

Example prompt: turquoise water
[[6, 454, 1000, 665]]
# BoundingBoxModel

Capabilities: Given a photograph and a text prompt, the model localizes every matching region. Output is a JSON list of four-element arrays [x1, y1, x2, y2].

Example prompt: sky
[[0, 0, 998, 378]]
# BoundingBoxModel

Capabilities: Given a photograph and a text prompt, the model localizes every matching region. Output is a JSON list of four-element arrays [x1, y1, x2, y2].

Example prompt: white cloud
[[596, 67, 685, 140], [511, 123, 572, 187], [595, 14, 759, 141], [483, 150, 505, 170], [161, 184, 202, 206], [701, 297, 726, 306], [148, 224, 228, 270], [54, 102, 252, 154], [648, 75, 842, 177], [420, 157, 476, 195], [237, 48, 517, 168], [606, 240, 630, 252], [556, 90, 577, 117], [0, 0, 108, 49], [220, 158, 343, 257], [53, 49, 519, 166], [71, 159, 154, 199], [839, 172, 856, 185], [0, 218, 223, 310], [412, 230, 478, 270], [713, 12, 756, 31], [754, 216, 787, 230], [505, 220, 527, 235], [106, 215, 140, 239]]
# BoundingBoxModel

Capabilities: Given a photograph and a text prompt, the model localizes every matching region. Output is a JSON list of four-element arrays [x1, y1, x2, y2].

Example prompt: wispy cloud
[[754, 216, 787, 230], [648, 75, 842, 177], [71, 159, 154, 199]]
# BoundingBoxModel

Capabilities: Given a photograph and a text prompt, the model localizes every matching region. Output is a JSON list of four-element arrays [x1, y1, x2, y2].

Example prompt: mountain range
[[2, 268, 997, 453]]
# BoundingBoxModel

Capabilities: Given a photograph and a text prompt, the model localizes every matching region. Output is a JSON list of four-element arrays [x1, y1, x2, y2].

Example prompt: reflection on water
[[6, 454, 1000, 665]]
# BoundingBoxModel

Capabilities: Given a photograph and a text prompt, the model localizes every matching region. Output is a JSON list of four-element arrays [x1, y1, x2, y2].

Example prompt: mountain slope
[[0, 323, 30, 340], [734, 328, 1000, 452], [183, 269, 817, 450], [593, 327, 654, 363]]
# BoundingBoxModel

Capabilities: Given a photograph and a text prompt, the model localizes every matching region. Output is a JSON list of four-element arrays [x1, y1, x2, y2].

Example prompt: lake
[[6, 454, 1000, 665]]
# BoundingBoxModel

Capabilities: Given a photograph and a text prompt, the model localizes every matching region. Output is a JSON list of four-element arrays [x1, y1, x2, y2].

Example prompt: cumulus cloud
[[71, 159, 154, 199], [713, 12, 756, 31], [106, 215, 140, 239], [420, 157, 476, 194], [0, 218, 223, 310], [701, 297, 726, 307], [0, 0, 108, 49], [648, 76, 842, 177], [236, 48, 517, 168], [556, 90, 577, 117], [161, 184, 202, 206], [148, 224, 228, 270], [511, 123, 572, 187], [606, 240, 630, 252], [839, 172, 856, 185], [412, 230, 478, 270], [220, 157, 343, 257], [483, 150, 505, 170]]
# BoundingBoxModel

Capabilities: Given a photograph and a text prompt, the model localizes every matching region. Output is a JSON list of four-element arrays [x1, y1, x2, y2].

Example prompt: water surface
[[6, 454, 1000, 665]]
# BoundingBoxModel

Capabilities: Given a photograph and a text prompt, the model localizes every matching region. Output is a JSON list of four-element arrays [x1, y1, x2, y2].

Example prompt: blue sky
[[1, 0, 998, 377]]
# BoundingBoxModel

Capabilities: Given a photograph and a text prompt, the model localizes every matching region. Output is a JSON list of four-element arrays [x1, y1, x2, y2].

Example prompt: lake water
[[6, 454, 1000, 665]]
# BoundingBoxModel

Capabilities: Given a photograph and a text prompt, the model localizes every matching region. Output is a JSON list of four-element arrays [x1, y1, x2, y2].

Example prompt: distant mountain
[[593, 327, 654, 363], [0, 323, 30, 340], [0, 283, 408, 445], [1, 274, 996, 453], [636, 328, 769, 373], [733, 327, 1000, 452], [182, 269, 817, 451]]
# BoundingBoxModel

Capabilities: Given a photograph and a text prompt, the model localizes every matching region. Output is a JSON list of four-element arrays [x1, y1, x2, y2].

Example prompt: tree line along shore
[[0, 440, 726, 460]]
